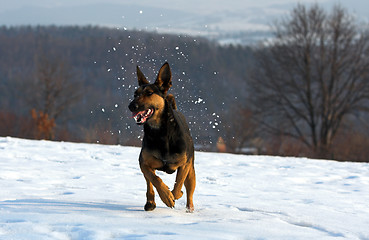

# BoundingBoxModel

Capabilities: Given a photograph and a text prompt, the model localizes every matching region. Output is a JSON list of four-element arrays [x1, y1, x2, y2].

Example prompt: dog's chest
[[144, 131, 185, 156]]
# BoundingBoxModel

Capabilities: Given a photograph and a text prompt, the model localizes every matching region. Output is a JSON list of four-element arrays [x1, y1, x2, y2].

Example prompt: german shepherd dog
[[128, 62, 196, 212]]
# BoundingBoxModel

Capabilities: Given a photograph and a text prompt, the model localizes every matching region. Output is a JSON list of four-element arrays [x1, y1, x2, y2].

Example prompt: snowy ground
[[0, 137, 368, 239]]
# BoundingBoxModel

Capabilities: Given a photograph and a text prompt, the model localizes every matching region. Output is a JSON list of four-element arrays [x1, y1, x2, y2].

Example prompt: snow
[[1, 136, 369, 239]]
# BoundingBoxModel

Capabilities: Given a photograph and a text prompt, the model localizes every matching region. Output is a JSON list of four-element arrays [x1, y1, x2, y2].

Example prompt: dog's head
[[128, 62, 172, 126]]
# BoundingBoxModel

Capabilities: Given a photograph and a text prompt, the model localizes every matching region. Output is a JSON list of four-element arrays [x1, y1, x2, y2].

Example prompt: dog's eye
[[147, 91, 153, 96]]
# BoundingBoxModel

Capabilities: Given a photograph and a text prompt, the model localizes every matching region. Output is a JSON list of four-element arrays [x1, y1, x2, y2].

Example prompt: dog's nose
[[128, 102, 139, 112]]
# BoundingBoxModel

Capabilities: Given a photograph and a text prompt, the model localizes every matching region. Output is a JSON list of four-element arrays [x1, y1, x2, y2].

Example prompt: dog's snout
[[128, 101, 139, 112]]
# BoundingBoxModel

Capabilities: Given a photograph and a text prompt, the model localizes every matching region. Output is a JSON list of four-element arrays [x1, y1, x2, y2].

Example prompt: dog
[[128, 62, 196, 212]]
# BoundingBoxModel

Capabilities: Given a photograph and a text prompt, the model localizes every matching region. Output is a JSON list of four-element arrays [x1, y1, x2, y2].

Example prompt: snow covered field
[[0, 136, 368, 239]]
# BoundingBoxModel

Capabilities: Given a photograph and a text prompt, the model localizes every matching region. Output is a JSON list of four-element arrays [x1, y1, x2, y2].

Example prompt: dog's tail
[[166, 94, 177, 110]]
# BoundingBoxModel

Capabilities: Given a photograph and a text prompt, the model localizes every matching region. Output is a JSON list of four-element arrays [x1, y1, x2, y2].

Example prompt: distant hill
[[0, 25, 253, 148], [1, 25, 367, 161]]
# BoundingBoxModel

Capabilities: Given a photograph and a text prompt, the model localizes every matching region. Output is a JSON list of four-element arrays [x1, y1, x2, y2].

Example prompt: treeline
[[0, 22, 368, 162], [0, 25, 252, 147]]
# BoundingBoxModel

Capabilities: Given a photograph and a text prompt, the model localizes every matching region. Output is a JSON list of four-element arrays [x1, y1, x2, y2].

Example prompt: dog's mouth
[[132, 108, 154, 124]]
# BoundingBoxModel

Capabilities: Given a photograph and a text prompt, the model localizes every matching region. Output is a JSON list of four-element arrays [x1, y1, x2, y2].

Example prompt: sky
[[1, 0, 368, 37], [1, 0, 318, 12], [2, 0, 367, 14]]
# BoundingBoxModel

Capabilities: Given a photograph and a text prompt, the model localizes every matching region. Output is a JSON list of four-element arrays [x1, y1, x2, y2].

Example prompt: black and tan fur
[[128, 62, 196, 212]]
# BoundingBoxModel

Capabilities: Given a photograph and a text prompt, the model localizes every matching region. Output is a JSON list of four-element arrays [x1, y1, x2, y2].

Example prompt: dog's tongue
[[132, 111, 144, 119]]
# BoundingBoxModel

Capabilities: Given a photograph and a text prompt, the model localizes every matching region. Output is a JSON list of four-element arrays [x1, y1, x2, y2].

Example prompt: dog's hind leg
[[184, 163, 196, 212]]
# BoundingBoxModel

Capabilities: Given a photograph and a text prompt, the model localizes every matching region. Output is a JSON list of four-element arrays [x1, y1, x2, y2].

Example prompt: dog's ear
[[155, 62, 172, 95], [137, 66, 149, 86]]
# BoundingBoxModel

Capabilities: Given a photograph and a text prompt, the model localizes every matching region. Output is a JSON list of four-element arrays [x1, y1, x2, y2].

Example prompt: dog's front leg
[[143, 176, 156, 211], [140, 163, 175, 209]]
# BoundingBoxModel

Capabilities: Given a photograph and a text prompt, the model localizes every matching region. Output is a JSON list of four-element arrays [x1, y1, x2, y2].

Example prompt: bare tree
[[28, 53, 81, 121], [25, 53, 81, 139], [223, 107, 259, 153], [248, 4, 369, 158]]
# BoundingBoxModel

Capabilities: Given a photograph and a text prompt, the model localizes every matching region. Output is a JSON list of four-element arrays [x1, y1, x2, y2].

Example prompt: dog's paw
[[158, 187, 175, 208], [144, 201, 156, 211], [172, 190, 183, 200], [186, 205, 194, 213]]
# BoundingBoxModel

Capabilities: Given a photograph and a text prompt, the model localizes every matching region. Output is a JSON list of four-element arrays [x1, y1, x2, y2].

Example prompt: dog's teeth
[[134, 114, 141, 123], [144, 109, 151, 117]]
